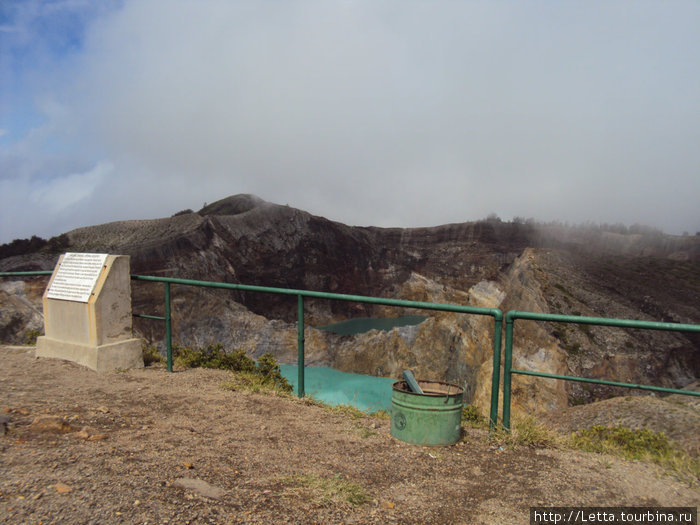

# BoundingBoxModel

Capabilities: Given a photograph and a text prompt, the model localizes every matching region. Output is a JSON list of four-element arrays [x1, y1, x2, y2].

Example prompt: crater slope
[[1, 194, 698, 419]]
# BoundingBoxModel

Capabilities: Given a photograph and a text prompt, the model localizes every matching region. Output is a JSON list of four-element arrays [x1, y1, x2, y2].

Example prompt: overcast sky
[[1, 0, 699, 243]]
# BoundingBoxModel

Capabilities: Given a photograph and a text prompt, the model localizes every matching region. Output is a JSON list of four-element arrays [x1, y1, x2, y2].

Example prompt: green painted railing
[[500, 311, 700, 430], [4, 270, 700, 434], [0, 270, 503, 426], [128, 274, 503, 427], [0, 271, 53, 276]]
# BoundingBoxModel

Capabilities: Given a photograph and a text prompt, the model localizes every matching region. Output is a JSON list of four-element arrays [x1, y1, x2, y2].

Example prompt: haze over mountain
[[2, 2, 700, 244], [1, 194, 698, 418]]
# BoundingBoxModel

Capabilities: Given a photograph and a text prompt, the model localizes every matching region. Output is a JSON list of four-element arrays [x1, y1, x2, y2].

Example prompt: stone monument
[[36, 252, 144, 372]]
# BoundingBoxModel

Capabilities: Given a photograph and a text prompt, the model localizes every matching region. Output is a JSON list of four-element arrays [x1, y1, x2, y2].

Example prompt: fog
[[1, 1, 699, 243]]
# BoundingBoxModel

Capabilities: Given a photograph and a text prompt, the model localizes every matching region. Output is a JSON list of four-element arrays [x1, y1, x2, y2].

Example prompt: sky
[[1, 0, 699, 243]]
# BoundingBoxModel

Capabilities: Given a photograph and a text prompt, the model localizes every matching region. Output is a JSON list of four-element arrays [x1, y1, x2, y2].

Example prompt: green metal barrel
[[391, 380, 464, 446]]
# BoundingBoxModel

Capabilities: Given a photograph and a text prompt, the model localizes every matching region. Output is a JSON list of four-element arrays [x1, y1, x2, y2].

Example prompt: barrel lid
[[392, 380, 463, 396]]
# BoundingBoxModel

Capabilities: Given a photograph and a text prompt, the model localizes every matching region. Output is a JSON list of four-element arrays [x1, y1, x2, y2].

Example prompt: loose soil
[[1, 346, 698, 525]]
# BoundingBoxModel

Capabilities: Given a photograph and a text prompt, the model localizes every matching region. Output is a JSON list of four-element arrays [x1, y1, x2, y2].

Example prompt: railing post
[[488, 313, 503, 432], [297, 294, 305, 398], [502, 313, 515, 431], [164, 282, 172, 373]]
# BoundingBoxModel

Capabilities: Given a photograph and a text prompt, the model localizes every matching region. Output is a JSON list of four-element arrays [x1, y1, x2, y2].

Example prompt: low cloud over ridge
[[1, 1, 699, 242]]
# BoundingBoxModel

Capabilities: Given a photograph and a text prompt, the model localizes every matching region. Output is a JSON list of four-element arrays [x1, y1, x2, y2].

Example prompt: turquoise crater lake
[[280, 365, 396, 413], [279, 316, 427, 412], [316, 315, 427, 336]]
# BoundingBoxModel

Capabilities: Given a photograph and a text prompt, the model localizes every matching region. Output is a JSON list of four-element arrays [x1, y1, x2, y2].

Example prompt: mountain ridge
[[1, 194, 698, 418]]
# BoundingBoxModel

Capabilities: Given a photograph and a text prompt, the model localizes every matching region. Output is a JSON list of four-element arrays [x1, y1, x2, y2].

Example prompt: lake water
[[278, 316, 426, 412], [316, 315, 427, 336], [280, 365, 396, 413]]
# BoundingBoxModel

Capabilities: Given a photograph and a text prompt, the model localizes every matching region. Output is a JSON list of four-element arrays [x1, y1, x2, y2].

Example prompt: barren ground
[[1, 346, 698, 525]]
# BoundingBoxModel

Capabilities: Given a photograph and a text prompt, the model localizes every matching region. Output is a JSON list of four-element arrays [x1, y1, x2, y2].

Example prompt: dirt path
[[1, 346, 698, 524]]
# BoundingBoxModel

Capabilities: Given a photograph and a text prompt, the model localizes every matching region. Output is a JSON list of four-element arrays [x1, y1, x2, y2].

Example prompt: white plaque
[[46, 252, 109, 303]]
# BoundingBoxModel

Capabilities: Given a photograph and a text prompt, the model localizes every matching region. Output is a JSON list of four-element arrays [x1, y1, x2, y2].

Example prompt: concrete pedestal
[[36, 254, 144, 372], [36, 337, 143, 371]]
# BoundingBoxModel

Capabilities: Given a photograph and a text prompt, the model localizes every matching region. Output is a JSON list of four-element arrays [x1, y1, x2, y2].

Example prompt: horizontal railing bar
[[0, 271, 53, 276], [133, 314, 166, 321], [506, 310, 700, 333], [130, 274, 502, 319], [511, 368, 700, 397]]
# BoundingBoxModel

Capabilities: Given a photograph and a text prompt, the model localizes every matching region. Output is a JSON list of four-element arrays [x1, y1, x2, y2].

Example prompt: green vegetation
[[300, 397, 389, 420], [497, 416, 560, 448], [461, 404, 487, 429], [141, 342, 164, 366], [320, 402, 367, 420], [371, 409, 391, 420], [571, 425, 670, 459], [23, 328, 43, 346], [174, 342, 254, 371], [479, 415, 561, 449], [225, 370, 293, 394], [280, 473, 370, 506], [174, 342, 292, 393], [569, 425, 700, 481], [149, 341, 699, 483], [459, 407, 698, 481], [0, 233, 69, 258]]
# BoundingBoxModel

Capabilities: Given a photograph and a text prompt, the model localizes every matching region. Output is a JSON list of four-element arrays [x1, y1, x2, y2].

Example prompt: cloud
[[30, 161, 112, 213], [0, 160, 111, 242], [1, 0, 699, 243]]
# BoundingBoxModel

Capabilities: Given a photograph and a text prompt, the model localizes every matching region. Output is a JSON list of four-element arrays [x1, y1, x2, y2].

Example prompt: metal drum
[[391, 380, 464, 446]]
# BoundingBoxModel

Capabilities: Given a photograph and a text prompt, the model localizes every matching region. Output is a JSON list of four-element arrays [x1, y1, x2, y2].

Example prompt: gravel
[[1, 346, 698, 524]]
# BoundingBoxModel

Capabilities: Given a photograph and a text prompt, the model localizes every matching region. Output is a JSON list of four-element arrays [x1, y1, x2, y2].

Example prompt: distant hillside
[[1, 194, 698, 417]]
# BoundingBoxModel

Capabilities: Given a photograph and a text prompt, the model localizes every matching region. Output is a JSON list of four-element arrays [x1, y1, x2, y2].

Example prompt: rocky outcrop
[[492, 248, 700, 415], [0, 279, 44, 344]]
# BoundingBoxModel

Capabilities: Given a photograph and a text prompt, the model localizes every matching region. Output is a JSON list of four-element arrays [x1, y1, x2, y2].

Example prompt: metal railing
[[500, 311, 700, 430], [0, 270, 53, 276], [0, 270, 504, 426], [128, 274, 504, 428], [3, 270, 700, 433]]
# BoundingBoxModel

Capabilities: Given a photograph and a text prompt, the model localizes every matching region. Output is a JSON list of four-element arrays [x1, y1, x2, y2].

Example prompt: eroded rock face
[[0, 280, 44, 344], [490, 248, 700, 417]]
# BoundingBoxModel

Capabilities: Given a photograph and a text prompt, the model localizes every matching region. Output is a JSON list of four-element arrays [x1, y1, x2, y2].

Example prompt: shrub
[[174, 343, 291, 393], [255, 352, 291, 391], [570, 425, 672, 460], [370, 409, 390, 420], [0, 235, 47, 258], [173, 343, 205, 369], [174, 342, 256, 372], [569, 425, 700, 481], [462, 404, 487, 429], [491, 415, 560, 449], [142, 343, 163, 366], [47, 233, 69, 252], [23, 328, 43, 346], [509, 416, 559, 448]]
